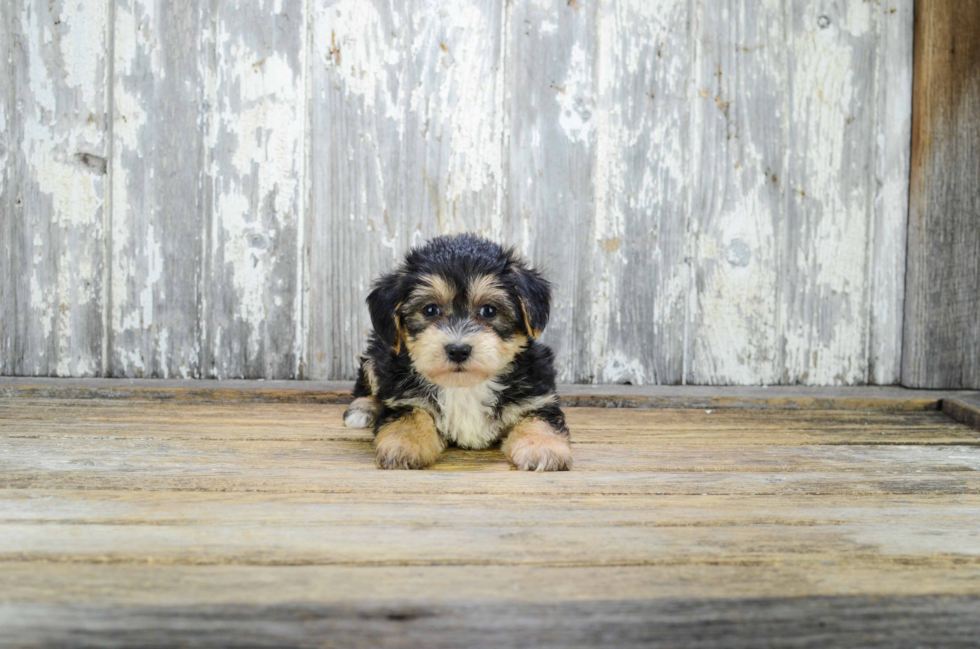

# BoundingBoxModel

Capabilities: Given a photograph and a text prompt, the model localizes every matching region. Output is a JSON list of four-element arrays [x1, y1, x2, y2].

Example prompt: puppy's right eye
[[422, 304, 442, 318]]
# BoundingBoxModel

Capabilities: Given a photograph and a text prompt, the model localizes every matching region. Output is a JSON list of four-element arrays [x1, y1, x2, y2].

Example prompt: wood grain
[[689, 1, 912, 386], [590, 0, 690, 385], [504, 0, 597, 383], [780, 1, 881, 386], [1, 0, 108, 377], [204, 0, 307, 380], [308, 0, 508, 380], [3, 402, 980, 498], [0, 0, 12, 374], [2, 0, 925, 386], [943, 394, 980, 431], [903, 0, 980, 389], [688, 0, 787, 385], [109, 0, 207, 378], [869, 0, 914, 385], [4, 595, 980, 649], [3, 396, 980, 645], [3, 378, 966, 411]]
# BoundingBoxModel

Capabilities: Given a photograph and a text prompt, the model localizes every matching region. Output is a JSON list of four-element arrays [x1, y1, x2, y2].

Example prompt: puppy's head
[[367, 234, 550, 388]]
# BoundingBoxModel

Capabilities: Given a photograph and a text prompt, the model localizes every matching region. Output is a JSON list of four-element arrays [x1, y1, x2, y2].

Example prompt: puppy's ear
[[367, 271, 405, 352], [512, 264, 551, 339]]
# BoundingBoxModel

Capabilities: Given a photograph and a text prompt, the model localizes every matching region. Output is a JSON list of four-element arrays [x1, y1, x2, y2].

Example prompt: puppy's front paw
[[344, 397, 380, 428], [502, 418, 572, 471], [375, 409, 445, 470]]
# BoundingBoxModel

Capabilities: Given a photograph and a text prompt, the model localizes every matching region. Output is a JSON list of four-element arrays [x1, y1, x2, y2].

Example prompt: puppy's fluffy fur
[[344, 234, 571, 471]]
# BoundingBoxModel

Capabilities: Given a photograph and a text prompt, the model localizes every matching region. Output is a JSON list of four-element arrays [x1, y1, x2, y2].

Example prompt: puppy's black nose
[[445, 343, 472, 364]]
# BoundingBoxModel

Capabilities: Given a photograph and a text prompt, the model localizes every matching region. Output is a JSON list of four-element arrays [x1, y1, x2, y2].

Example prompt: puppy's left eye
[[478, 305, 497, 319], [422, 304, 442, 318]]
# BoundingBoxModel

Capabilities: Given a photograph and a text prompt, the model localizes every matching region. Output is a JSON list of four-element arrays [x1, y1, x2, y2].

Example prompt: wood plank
[[690, 2, 902, 386], [0, 1, 11, 375], [3, 405, 979, 494], [204, 0, 307, 380], [109, 0, 207, 378], [8, 490, 980, 526], [869, 0, 914, 385], [1, 0, 108, 377], [2, 491, 979, 567], [1, 394, 978, 645], [780, 1, 881, 384], [944, 394, 980, 431], [688, 0, 787, 385], [3, 378, 971, 410], [589, 0, 690, 384], [5, 563, 980, 605], [902, 0, 980, 389], [308, 0, 507, 380], [7, 517, 977, 567], [3, 595, 980, 649], [5, 433, 980, 472], [503, 0, 597, 383], [2, 403, 975, 444], [8, 467, 974, 496]]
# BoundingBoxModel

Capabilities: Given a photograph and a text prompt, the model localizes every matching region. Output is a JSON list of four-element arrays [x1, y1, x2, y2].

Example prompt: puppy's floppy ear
[[512, 263, 551, 339], [367, 271, 405, 352]]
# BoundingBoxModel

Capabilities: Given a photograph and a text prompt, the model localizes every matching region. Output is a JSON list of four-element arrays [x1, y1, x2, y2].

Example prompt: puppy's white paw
[[502, 418, 572, 472], [344, 397, 379, 428]]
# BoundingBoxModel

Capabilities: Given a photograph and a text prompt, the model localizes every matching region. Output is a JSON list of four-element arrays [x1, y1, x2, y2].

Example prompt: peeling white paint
[[782, 2, 874, 385], [58, 0, 106, 107], [14, 0, 106, 376], [9, 0, 913, 385], [556, 42, 594, 145]]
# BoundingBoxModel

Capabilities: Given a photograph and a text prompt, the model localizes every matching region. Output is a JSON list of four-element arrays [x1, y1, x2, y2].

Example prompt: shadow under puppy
[[344, 233, 572, 471]]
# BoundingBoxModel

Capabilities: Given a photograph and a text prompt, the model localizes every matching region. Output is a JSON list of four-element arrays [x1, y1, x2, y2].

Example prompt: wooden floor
[[3, 387, 980, 647]]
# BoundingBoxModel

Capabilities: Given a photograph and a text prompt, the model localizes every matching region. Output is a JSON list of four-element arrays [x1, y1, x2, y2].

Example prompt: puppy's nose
[[445, 343, 472, 364]]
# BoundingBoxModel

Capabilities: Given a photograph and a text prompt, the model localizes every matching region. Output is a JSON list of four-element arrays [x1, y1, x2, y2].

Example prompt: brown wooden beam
[[903, 0, 980, 388]]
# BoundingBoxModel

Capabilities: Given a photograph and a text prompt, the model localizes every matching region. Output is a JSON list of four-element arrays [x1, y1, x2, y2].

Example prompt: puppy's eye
[[478, 305, 498, 319], [422, 304, 442, 318]]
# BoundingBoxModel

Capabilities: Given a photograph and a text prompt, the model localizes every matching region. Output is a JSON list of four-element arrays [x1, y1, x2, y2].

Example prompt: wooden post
[[903, 0, 980, 388]]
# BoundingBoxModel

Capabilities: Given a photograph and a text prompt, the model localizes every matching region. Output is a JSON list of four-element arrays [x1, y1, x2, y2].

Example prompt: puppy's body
[[344, 234, 571, 471]]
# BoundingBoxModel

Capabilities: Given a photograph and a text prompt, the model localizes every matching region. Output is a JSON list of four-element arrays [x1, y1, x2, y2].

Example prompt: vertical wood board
[[1, 0, 108, 377], [869, 0, 913, 385], [109, 0, 207, 378], [308, 0, 508, 380], [588, 0, 690, 385], [206, 0, 307, 379], [779, 1, 880, 385], [903, 0, 980, 389], [688, 0, 788, 385], [503, 0, 597, 383]]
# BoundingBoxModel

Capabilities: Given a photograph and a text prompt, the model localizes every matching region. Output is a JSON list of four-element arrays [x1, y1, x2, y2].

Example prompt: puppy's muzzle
[[445, 343, 472, 364]]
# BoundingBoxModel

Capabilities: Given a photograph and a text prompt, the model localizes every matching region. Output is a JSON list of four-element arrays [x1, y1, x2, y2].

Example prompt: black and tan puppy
[[343, 233, 571, 471]]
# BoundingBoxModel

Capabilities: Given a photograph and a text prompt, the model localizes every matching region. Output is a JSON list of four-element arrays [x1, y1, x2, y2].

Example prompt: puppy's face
[[400, 273, 527, 387], [367, 235, 551, 388]]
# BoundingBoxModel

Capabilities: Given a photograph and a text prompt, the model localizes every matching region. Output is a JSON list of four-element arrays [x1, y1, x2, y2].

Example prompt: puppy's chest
[[433, 382, 504, 449]]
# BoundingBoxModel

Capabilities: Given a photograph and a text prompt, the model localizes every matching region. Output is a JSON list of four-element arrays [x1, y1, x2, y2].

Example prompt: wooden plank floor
[[2, 393, 980, 647]]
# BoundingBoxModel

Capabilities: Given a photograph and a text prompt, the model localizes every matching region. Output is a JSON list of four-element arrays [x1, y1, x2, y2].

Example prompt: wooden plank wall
[[902, 1, 980, 389], [1, 0, 920, 385]]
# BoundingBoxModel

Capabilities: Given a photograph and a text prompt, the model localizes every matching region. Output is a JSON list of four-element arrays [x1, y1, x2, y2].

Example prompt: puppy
[[343, 233, 572, 471]]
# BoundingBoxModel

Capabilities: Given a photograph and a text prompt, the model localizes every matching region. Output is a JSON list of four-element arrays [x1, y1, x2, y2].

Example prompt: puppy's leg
[[344, 397, 380, 428], [344, 357, 381, 428], [502, 414, 572, 472], [375, 408, 445, 470]]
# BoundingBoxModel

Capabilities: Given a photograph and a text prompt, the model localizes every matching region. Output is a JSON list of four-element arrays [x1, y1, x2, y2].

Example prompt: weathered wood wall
[[902, 0, 980, 389], [1, 0, 920, 385]]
